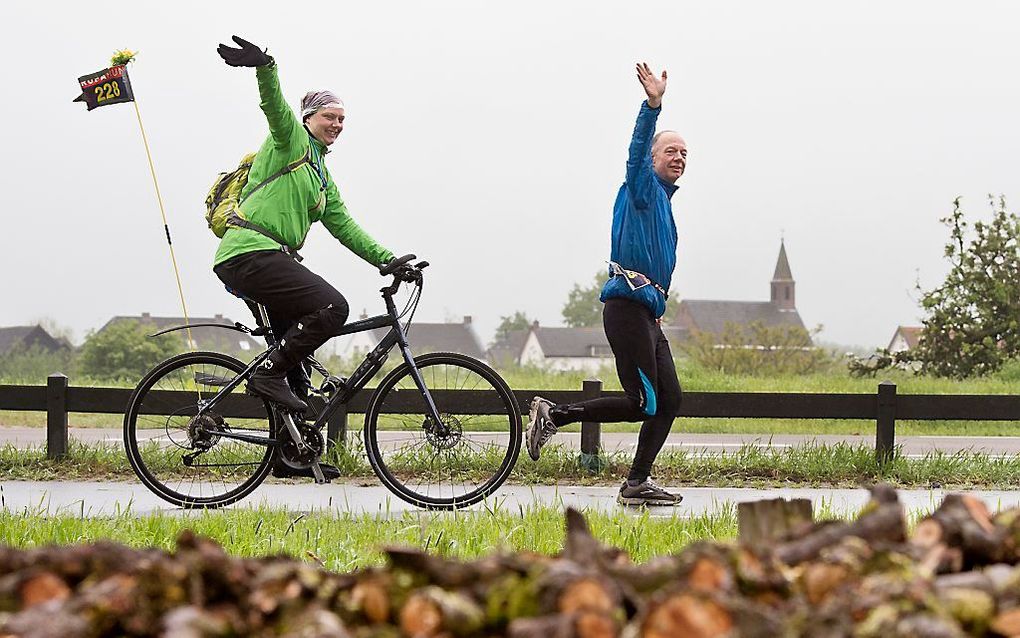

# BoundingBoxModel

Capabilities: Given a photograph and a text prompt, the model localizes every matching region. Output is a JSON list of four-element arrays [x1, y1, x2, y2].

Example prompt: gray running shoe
[[617, 478, 682, 507], [526, 396, 558, 461]]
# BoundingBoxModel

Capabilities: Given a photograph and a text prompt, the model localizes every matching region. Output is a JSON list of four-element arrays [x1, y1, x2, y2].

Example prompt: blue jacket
[[599, 101, 679, 318]]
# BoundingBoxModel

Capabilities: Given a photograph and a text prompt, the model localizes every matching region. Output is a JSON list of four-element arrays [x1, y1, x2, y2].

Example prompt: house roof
[[99, 314, 263, 353], [488, 329, 531, 365], [368, 319, 486, 359], [678, 300, 806, 336], [532, 326, 611, 358], [888, 326, 923, 350], [660, 325, 691, 346], [0, 325, 66, 355], [773, 241, 793, 281]]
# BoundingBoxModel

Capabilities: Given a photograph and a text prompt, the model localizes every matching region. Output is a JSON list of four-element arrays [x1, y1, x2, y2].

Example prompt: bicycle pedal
[[309, 462, 328, 485]]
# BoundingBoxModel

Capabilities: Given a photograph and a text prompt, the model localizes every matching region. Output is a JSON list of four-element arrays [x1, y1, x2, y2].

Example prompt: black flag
[[73, 65, 135, 111]]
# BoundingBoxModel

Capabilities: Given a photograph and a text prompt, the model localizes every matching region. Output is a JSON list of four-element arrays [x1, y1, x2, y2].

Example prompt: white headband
[[301, 101, 344, 119]]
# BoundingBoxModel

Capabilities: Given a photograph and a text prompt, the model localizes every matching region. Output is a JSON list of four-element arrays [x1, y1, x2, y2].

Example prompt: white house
[[888, 326, 923, 353], [490, 322, 615, 373]]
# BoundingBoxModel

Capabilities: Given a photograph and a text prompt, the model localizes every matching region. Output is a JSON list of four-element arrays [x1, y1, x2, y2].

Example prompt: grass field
[[0, 498, 889, 571], [4, 438, 1020, 489], [6, 358, 1020, 393]]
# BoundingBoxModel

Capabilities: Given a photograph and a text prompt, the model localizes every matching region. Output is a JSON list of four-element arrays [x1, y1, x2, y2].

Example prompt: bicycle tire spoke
[[125, 355, 273, 507], [366, 357, 519, 509]]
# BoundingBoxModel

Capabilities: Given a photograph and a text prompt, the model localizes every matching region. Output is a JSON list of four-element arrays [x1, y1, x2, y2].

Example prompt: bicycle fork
[[397, 341, 446, 433]]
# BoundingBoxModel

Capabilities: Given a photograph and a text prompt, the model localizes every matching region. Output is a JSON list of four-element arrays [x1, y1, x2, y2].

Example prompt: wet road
[[2, 479, 1017, 518]]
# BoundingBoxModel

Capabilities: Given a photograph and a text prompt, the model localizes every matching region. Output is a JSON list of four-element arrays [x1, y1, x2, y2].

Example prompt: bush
[[0, 345, 77, 383], [78, 321, 181, 382], [682, 321, 834, 376]]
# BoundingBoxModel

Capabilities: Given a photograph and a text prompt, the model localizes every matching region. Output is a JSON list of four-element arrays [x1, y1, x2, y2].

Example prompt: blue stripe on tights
[[638, 368, 656, 416]]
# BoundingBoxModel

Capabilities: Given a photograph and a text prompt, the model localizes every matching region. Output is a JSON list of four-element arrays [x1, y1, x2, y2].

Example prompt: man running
[[526, 63, 687, 507]]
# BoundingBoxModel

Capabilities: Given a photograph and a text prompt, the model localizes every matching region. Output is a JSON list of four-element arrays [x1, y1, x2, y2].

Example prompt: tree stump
[[738, 498, 814, 546]]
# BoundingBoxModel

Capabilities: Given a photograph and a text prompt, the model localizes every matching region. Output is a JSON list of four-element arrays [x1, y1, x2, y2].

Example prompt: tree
[[662, 294, 681, 325], [493, 311, 531, 345], [849, 197, 1020, 378], [913, 196, 1020, 378], [79, 320, 180, 381], [562, 273, 605, 328]]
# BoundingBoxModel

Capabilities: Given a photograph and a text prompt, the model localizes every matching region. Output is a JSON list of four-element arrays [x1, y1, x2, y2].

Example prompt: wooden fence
[[2, 375, 1019, 468]]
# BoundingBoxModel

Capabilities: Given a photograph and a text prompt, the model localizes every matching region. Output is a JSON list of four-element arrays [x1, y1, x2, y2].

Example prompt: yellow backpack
[[204, 150, 310, 238]]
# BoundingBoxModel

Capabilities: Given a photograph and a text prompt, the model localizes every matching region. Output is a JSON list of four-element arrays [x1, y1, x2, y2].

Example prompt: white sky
[[1, 1, 1017, 349]]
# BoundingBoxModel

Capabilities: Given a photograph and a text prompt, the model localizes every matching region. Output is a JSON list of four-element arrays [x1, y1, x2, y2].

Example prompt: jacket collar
[[656, 174, 679, 199]]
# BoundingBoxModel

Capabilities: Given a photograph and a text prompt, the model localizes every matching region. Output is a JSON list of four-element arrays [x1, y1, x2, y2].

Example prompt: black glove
[[217, 35, 273, 67]]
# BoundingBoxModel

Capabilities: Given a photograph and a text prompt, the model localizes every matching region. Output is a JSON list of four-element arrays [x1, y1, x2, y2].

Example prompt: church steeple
[[770, 240, 796, 311]]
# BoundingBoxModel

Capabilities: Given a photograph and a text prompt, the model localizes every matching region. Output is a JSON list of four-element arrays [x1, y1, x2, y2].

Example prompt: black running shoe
[[617, 478, 682, 507], [526, 396, 558, 461]]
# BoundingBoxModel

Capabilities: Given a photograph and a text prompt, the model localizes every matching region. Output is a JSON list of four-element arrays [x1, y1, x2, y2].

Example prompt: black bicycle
[[123, 255, 522, 510]]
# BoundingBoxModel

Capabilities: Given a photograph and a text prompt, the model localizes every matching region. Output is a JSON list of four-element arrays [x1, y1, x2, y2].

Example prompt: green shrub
[[0, 345, 77, 383], [78, 321, 181, 382], [682, 321, 834, 376]]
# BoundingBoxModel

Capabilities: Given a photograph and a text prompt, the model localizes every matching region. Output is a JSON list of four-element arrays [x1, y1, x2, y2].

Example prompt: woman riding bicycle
[[212, 36, 403, 477]]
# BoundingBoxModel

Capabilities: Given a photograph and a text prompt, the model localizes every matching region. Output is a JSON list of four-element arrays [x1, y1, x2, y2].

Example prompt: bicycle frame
[[188, 277, 443, 448]]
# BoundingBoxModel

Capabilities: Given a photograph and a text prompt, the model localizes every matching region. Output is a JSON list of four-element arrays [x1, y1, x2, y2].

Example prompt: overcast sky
[[2, 1, 1017, 349]]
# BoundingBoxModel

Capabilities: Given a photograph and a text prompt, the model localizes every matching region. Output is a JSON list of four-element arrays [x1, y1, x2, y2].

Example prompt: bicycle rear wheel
[[123, 351, 277, 508], [363, 352, 522, 509]]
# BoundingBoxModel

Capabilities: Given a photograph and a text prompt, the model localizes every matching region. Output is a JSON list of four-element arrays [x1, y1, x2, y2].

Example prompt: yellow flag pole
[[131, 95, 195, 350]]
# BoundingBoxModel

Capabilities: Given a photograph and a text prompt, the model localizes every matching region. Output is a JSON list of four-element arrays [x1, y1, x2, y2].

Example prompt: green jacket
[[213, 63, 393, 268]]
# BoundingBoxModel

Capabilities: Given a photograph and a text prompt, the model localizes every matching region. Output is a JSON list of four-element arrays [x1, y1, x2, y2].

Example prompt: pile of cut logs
[[4, 485, 1020, 637]]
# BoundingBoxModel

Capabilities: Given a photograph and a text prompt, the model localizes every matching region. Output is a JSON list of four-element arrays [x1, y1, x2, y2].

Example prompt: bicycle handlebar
[[379, 254, 417, 276]]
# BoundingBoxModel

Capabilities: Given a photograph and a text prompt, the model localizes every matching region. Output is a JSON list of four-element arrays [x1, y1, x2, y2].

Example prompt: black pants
[[552, 298, 682, 482], [214, 250, 350, 392]]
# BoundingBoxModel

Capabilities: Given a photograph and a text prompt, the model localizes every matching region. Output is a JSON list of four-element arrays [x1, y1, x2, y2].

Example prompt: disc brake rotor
[[424, 414, 462, 450]]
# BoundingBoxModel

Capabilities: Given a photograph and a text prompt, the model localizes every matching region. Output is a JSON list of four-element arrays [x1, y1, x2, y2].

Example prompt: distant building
[[0, 325, 68, 356], [335, 315, 486, 361], [98, 313, 263, 354], [489, 322, 613, 373], [888, 326, 923, 353], [672, 241, 810, 344]]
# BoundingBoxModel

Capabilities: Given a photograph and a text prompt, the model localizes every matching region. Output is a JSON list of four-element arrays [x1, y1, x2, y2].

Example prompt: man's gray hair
[[652, 129, 679, 148]]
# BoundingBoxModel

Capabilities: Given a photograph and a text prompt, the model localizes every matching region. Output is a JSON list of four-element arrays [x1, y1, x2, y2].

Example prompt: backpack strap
[[238, 148, 312, 205], [227, 148, 313, 261], [226, 212, 303, 261]]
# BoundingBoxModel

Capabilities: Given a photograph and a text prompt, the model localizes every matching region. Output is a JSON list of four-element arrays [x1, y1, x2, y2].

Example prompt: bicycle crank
[[278, 413, 326, 482]]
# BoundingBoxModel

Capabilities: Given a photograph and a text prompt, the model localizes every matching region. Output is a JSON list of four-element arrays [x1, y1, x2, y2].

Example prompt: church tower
[[770, 241, 796, 311]]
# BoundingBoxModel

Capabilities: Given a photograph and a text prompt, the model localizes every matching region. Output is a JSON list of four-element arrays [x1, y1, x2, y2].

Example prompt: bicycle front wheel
[[123, 351, 277, 508], [363, 352, 522, 509]]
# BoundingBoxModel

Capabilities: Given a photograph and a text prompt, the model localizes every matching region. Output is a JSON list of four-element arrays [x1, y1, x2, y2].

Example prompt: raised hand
[[636, 62, 667, 108], [217, 36, 273, 68]]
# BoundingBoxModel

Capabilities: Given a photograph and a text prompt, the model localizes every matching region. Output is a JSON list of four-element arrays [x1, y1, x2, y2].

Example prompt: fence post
[[327, 405, 347, 450], [876, 380, 897, 465], [47, 373, 68, 460], [579, 378, 605, 474]]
